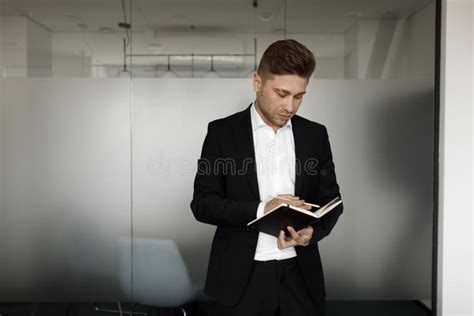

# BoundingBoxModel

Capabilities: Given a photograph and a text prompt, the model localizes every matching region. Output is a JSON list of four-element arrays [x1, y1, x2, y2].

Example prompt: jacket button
[[248, 247, 254, 252]]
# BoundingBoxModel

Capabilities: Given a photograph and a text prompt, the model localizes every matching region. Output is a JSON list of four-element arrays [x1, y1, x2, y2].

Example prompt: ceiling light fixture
[[160, 56, 178, 78], [259, 12, 273, 22], [248, 0, 258, 78], [145, 29, 163, 51], [99, 27, 115, 33], [203, 55, 221, 78], [118, 38, 130, 77], [118, 0, 131, 78]]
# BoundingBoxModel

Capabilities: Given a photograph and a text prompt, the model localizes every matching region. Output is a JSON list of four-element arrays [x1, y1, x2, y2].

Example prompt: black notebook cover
[[247, 204, 319, 238]]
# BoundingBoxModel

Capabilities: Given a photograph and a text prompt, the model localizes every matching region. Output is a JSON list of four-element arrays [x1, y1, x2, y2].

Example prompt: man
[[191, 39, 343, 316]]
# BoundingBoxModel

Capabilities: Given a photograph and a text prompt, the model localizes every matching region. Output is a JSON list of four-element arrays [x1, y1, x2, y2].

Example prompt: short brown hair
[[257, 39, 316, 80]]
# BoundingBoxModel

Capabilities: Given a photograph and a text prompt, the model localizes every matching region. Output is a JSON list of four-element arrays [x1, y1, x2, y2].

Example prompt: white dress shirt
[[250, 103, 297, 261]]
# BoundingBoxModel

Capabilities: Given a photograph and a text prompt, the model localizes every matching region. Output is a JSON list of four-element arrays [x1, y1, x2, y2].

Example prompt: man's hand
[[277, 226, 314, 249], [264, 194, 312, 214]]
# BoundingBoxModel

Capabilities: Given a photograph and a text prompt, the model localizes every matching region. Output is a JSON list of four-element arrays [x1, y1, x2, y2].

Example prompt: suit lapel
[[292, 116, 307, 197], [233, 105, 260, 200]]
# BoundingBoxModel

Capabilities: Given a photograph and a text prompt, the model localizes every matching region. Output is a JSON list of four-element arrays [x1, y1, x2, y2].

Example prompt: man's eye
[[295, 95, 303, 99]]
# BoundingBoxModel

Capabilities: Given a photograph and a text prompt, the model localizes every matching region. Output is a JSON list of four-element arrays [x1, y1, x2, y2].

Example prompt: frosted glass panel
[[299, 79, 434, 299], [132, 78, 433, 299], [0, 79, 132, 301], [131, 79, 252, 287]]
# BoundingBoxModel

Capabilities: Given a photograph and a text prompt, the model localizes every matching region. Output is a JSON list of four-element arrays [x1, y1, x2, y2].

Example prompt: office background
[[0, 0, 471, 315]]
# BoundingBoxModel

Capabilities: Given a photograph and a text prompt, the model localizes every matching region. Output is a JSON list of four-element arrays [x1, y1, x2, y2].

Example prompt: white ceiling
[[0, 0, 435, 70], [2, 0, 434, 34]]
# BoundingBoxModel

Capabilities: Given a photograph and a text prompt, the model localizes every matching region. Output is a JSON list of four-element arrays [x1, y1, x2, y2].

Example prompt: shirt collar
[[250, 102, 292, 132]]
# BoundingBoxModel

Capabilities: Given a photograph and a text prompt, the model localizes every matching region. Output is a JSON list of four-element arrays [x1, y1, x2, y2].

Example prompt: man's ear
[[253, 73, 262, 93]]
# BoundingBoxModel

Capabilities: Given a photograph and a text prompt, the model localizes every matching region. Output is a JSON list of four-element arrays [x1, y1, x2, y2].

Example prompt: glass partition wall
[[0, 0, 134, 302], [0, 0, 436, 314]]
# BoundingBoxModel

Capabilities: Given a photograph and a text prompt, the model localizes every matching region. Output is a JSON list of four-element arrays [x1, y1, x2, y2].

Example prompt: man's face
[[253, 73, 308, 131]]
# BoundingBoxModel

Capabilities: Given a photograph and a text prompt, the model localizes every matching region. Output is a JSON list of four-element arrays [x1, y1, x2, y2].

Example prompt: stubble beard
[[255, 97, 286, 129]]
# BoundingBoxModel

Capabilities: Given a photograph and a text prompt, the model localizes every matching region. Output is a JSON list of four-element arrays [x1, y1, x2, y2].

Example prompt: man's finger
[[281, 231, 294, 244], [278, 230, 298, 249], [278, 230, 286, 249], [280, 238, 297, 249], [298, 226, 314, 235], [287, 226, 301, 242], [277, 194, 299, 200], [278, 231, 291, 249]]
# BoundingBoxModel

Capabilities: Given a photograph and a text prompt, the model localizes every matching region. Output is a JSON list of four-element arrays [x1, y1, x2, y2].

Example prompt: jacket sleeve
[[190, 122, 259, 227], [310, 126, 344, 244]]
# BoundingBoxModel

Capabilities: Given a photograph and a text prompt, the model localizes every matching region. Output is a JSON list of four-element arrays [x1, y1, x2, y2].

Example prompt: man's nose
[[283, 97, 296, 113]]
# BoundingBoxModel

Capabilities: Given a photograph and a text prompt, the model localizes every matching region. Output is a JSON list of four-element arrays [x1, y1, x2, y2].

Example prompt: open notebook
[[247, 196, 342, 237]]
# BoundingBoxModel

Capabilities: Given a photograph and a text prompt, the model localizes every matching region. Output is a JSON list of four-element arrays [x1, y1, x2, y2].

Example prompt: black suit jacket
[[191, 105, 343, 306]]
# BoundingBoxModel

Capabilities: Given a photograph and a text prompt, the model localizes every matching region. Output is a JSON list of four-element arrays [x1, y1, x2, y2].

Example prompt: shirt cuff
[[256, 201, 266, 219]]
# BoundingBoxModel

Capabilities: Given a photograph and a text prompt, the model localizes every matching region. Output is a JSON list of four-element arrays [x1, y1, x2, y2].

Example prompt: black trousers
[[216, 257, 325, 316]]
